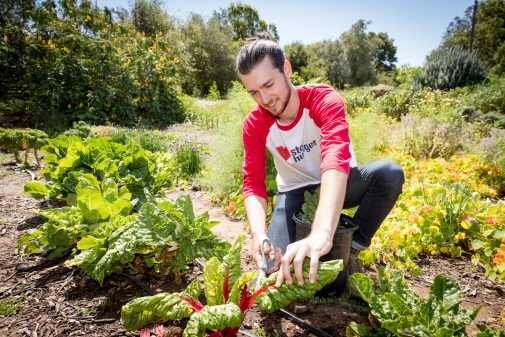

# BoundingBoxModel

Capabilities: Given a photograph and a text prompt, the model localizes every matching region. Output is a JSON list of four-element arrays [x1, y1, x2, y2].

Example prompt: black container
[[293, 213, 359, 295]]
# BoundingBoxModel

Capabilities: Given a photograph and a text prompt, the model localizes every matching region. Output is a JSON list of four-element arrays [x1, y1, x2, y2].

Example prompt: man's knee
[[376, 160, 405, 196]]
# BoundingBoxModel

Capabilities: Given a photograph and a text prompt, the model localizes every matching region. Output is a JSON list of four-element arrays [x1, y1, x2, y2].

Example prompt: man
[[237, 33, 404, 289]]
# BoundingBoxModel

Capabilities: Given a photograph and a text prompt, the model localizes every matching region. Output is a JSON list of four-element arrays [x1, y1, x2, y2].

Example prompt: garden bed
[[0, 154, 503, 337]]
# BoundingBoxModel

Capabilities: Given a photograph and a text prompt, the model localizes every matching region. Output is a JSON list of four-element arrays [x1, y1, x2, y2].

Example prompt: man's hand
[[252, 233, 281, 274], [275, 231, 332, 287]]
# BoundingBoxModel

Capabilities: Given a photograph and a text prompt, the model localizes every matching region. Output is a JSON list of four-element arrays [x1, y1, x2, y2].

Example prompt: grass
[[0, 294, 26, 316], [348, 110, 395, 165]]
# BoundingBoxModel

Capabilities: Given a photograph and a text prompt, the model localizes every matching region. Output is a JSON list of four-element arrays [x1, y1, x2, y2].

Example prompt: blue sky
[[96, 0, 475, 67]]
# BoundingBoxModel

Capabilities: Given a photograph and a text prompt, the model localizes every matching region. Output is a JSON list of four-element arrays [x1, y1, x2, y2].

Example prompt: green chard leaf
[[23, 182, 49, 200], [256, 259, 343, 313], [203, 257, 225, 306], [182, 303, 244, 337], [121, 280, 200, 331]]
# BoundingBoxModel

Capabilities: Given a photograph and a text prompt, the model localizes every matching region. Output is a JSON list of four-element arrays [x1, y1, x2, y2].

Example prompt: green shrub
[[340, 87, 371, 115], [418, 45, 486, 90], [377, 89, 412, 120], [63, 121, 95, 139], [0, 2, 185, 129], [458, 76, 505, 115], [393, 114, 462, 159], [173, 143, 204, 179]]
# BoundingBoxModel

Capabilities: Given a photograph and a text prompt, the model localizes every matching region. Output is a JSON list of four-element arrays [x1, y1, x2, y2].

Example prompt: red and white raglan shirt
[[242, 84, 357, 200]]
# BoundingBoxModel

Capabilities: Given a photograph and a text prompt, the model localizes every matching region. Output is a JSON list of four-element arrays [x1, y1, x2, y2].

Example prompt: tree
[[214, 3, 278, 41], [283, 41, 308, 74], [130, 0, 171, 37], [0, 0, 34, 26], [340, 20, 377, 86], [179, 14, 237, 96], [368, 32, 397, 72], [442, 0, 505, 74]]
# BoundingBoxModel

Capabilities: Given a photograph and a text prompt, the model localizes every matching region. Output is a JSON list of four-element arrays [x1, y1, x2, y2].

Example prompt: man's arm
[[275, 168, 347, 286], [245, 195, 280, 272]]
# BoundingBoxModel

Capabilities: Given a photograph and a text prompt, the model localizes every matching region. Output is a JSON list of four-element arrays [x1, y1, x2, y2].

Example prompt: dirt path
[[0, 146, 504, 336]]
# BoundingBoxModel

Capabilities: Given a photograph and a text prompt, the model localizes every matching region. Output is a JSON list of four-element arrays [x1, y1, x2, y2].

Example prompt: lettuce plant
[[121, 237, 343, 336], [346, 267, 480, 337]]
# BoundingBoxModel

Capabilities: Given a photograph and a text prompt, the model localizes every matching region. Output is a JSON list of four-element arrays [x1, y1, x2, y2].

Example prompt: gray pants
[[266, 160, 405, 253]]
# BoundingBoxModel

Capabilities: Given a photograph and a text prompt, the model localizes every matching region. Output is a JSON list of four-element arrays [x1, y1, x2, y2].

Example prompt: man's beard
[[265, 78, 291, 118]]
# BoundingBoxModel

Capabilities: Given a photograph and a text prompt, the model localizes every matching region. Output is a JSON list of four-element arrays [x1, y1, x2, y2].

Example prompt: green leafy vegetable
[[348, 267, 480, 337], [182, 304, 244, 337], [121, 280, 200, 331], [298, 187, 320, 223], [255, 259, 343, 313], [121, 236, 342, 336]]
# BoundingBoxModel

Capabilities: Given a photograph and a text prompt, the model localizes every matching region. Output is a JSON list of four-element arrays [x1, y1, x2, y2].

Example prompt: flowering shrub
[[0, 1, 184, 128], [361, 151, 505, 281]]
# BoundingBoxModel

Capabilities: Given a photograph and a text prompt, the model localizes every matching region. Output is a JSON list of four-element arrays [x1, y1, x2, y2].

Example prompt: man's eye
[[265, 83, 272, 88]]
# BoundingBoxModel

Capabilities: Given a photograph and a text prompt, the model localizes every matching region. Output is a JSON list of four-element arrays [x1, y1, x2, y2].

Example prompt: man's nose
[[260, 91, 271, 105]]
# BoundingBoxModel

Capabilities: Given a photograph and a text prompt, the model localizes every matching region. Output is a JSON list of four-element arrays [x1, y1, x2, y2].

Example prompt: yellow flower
[[3, 35, 7, 42], [86, 15, 92, 21], [454, 232, 466, 241], [79, 102, 84, 108], [68, 104, 72, 109], [102, 43, 106, 50]]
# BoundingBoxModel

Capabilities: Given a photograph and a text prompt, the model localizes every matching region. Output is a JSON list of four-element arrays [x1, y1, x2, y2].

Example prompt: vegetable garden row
[[1, 119, 504, 336]]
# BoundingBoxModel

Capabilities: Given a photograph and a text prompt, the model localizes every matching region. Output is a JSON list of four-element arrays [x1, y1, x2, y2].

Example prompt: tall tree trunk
[[470, 0, 479, 51]]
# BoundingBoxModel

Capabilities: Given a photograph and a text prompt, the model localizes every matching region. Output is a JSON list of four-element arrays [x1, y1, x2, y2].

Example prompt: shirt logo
[[276, 146, 291, 160]]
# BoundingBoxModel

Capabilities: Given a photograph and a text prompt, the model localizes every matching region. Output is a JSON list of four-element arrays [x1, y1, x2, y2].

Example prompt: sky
[[96, 0, 475, 67]]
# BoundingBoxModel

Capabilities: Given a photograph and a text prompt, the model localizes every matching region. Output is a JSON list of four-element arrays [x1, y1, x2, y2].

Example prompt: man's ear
[[283, 59, 293, 79]]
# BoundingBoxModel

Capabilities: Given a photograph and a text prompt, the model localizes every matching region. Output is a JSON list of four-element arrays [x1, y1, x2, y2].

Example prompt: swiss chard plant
[[68, 192, 230, 285], [346, 267, 480, 337], [20, 174, 229, 285], [121, 236, 343, 336], [23, 134, 174, 208]]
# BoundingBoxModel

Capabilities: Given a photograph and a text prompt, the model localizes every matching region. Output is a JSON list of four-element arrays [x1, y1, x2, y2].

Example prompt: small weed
[[0, 294, 26, 316], [77, 307, 95, 316]]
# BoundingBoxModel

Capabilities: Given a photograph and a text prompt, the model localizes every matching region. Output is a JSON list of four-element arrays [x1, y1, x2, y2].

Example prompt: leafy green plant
[[19, 174, 136, 260], [347, 268, 479, 337], [24, 134, 174, 208], [476, 324, 505, 337], [0, 127, 48, 165], [418, 45, 486, 90], [68, 193, 230, 285], [121, 237, 343, 335], [62, 121, 95, 139], [21, 173, 228, 285]]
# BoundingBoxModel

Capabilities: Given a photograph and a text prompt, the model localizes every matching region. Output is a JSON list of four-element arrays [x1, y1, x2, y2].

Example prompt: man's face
[[239, 57, 292, 118]]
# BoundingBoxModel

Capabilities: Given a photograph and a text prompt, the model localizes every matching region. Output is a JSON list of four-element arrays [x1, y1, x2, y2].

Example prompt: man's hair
[[236, 32, 285, 75]]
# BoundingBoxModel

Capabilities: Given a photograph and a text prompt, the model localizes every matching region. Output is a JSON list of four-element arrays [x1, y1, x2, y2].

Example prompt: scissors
[[251, 238, 276, 292]]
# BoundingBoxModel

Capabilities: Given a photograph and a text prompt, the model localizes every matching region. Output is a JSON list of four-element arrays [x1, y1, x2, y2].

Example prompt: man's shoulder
[[298, 83, 337, 95], [298, 84, 343, 109]]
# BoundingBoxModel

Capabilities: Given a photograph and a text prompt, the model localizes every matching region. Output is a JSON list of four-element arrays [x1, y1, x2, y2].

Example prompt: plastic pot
[[293, 213, 358, 295]]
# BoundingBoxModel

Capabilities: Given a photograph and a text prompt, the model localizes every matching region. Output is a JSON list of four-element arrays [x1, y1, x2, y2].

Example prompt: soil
[[0, 136, 504, 337]]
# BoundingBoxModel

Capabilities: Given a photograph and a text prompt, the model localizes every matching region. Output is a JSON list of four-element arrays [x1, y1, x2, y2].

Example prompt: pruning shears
[[250, 238, 276, 292]]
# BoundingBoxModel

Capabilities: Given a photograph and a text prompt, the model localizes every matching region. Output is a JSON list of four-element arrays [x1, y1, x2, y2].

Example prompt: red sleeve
[[307, 85, 351, 175], [241, 110, 270, 200]]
